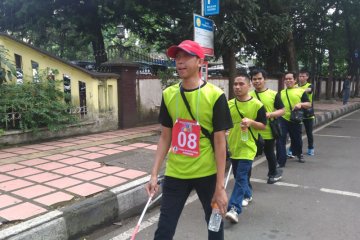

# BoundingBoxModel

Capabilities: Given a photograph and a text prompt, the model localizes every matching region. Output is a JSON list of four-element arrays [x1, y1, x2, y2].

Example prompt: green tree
[[0, 0, 128, 65], [0, 45, 15, 84]]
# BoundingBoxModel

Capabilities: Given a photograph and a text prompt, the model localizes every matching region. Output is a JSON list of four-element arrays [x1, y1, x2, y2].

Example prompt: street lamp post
[[116, 23, 126, 61], [117, 23, 125, 39]]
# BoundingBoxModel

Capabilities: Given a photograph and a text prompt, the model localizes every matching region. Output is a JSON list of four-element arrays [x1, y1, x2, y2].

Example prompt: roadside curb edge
[[0, 176, 151, 240]]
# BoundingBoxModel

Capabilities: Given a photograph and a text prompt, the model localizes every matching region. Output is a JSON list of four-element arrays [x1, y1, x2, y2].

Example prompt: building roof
[[0, 32, 119, 79]]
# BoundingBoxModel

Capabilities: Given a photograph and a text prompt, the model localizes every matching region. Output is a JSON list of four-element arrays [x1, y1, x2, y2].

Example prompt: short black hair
[[284, 71, 298, 79], [299, 69, 309, 76], [235, 73, 250, 83], [250, 68, 268, 79]]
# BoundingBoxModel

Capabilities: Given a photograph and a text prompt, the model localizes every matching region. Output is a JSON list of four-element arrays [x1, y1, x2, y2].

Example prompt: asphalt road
[[81, 110, 360, 240]]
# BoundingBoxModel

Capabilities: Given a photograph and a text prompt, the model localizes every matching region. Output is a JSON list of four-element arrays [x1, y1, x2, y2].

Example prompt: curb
[[0, 103, 359, 240], [0, 176, 153, 240], [314, 102, 360, 127]]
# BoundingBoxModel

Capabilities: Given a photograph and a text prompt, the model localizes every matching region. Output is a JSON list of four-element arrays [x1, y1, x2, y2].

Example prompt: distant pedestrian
[[298, 69, 315, 156], [146, 40, 233, 240], [278, 72, 311, 167], [342, 74, 351, 105], [225, 74, 266, 223], [250, 68, 285, 184]]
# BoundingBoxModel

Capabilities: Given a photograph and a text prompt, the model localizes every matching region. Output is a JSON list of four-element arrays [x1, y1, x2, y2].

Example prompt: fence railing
[[93, 45, 175, 75], [0, 106, 94, 130]]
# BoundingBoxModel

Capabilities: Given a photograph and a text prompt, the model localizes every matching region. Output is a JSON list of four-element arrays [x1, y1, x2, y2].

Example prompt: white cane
[[130, 175, 164, 240], [224, 164, 232, 189], [130, 193, 153, 240]]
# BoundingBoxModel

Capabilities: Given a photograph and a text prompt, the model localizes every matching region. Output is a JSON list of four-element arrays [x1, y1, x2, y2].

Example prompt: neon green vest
[[162, 82, 224, 179], [280, 88, 305, 121], [298, 82, 314, 119], [298, 82, 313, 103], [228, 97, 263, 160], [249, 89, 277, 140]]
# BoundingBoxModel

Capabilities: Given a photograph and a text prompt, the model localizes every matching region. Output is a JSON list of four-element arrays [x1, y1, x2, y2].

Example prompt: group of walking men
[[146, 40, 315, 239]]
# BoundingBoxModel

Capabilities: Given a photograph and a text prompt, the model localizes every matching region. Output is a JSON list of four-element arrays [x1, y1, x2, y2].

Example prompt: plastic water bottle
[[241, 128, 248, 141], [208, 203, 222, 232]]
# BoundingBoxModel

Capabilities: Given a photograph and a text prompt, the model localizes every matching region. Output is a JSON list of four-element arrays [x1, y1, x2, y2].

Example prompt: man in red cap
[[146, 40, 232, 239]]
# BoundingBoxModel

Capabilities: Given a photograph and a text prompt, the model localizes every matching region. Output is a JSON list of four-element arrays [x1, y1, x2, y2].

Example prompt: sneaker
[[225, 207, 239, 223], [307, 148, 314, 156], [242, 196, 253, 207], [267, 169, 283, 184], [287, 148, 295, 158], [277, 163, 285, 168], [298, 154, 305, 163]]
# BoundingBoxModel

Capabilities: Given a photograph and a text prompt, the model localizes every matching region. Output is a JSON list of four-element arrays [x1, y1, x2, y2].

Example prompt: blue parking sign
[[204, 0, 219, 16]]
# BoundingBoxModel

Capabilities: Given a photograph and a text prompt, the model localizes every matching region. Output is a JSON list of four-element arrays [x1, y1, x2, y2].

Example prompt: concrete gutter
[[0, 101, 359, 240]]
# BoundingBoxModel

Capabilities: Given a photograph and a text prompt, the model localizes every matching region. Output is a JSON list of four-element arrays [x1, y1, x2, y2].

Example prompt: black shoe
[[267, 169, 283, 184], [298, 154, 305, 163]]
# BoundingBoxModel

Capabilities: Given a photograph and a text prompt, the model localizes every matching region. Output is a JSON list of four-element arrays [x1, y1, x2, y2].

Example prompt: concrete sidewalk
[[0, 99, 359, 240]]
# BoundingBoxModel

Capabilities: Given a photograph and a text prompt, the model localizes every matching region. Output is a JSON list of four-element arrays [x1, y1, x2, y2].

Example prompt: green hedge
[[0, 80, 78, 132]]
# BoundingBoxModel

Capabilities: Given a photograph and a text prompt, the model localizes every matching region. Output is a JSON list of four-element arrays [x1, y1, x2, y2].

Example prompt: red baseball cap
[[167, 40, 205, 59]]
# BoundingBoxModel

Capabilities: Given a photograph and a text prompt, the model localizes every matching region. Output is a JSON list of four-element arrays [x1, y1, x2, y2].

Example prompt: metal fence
[[94, 45, 175, 75], [0, 106, 91, 130]]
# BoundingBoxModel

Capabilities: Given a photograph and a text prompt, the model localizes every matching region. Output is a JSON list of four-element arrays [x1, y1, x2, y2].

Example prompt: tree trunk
[[83, 0, 108, 66], [310, 38, 317, 82], [285, 31, 298, 72], [343, 8, 353, 71], [222, 47, 237, 99], [91, 31, 107, 66], [327, 48, 334, 100], [355, 71, 360, 97], [265, 48, 281, 75]]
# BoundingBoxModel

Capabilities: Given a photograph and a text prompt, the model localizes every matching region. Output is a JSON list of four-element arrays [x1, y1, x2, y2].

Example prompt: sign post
[[203, 0, 220, 16], [193, 14, 214, 57]]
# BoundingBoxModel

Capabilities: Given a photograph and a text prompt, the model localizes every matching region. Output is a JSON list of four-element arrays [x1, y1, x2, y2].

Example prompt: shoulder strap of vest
[[254, 91, 261, 102], [285, 89, 292, 109], [179, 86, 213, 145], [234, 98, 257, 141]]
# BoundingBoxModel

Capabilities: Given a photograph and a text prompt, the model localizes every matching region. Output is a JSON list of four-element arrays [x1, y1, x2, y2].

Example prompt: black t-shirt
[[274, 93, 285, 110], [255, 106, 267, 126], [301, 92, 310, 102]]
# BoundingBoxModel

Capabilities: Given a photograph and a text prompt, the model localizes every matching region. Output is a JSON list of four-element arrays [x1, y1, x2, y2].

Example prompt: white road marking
[[251, 178, 300, 188], [274, 182, 300, 188], [313, 109, 359, 133], [252, 177, 360, 198], [111, 194, 199, 240], [320, 188, 360, 198], [314, 134, 360, 139], [341, 118, 360, 121], [111, 214, 160, 240]]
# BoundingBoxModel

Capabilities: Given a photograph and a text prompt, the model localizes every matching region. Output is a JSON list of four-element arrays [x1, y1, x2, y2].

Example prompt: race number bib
[[172, 118, 200, 157]]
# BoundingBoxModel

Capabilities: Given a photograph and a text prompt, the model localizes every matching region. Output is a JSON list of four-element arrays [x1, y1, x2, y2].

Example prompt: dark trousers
[[303, 118, 314, 149], [343, 88, 350, 105], [154, 175, 224, 240], [264, 139, 277, 176], [277, 117, 303, 167]]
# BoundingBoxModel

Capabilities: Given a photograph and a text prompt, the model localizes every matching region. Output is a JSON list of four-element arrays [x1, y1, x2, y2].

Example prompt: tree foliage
[[0, 44, 16, 84], [1, 0, 360, 94]]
